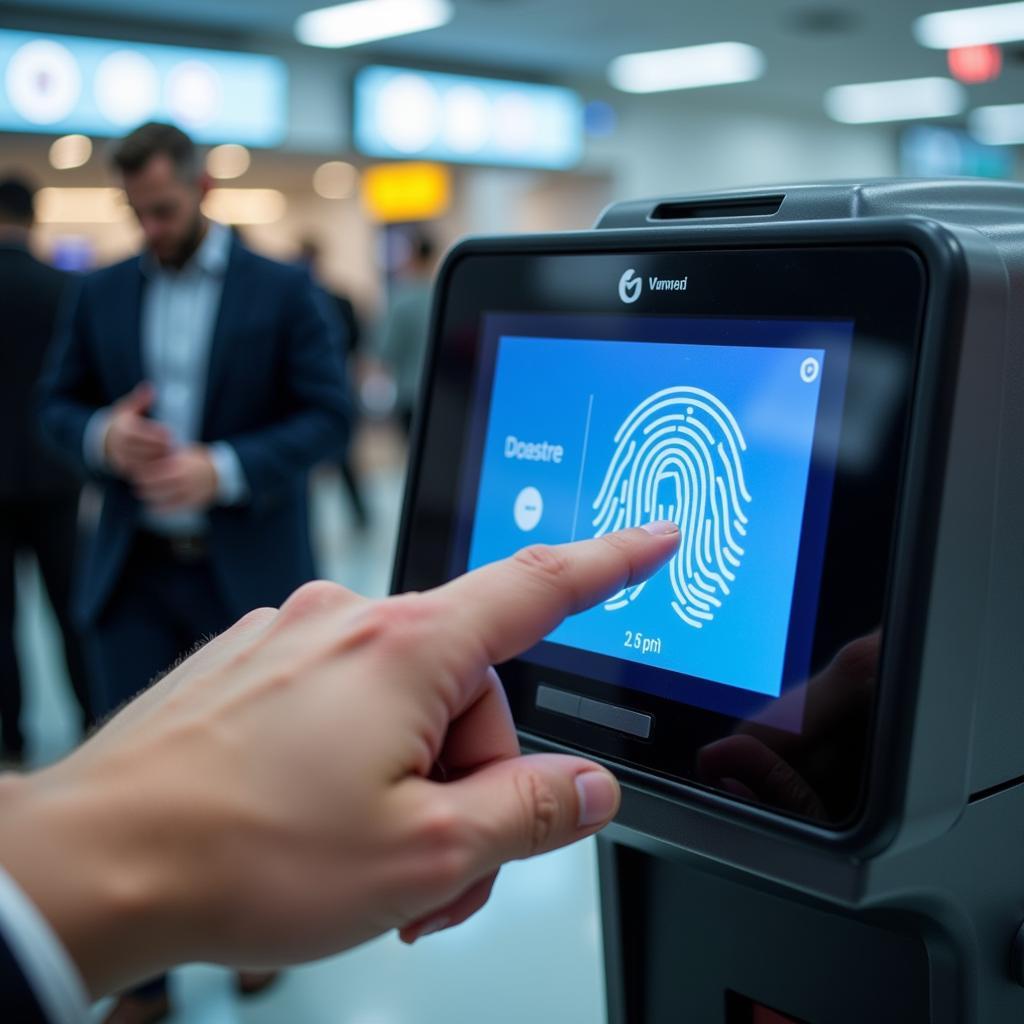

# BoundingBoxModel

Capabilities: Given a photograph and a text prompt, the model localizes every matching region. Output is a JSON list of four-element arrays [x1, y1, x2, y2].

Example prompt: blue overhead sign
[[354, 65, 584, 170], [0, 29, 287, 146]]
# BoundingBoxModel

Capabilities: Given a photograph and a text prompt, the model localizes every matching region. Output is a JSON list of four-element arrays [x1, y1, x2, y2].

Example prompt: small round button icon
[[800, 357, 821, 384], [514, 486, 543, 532]]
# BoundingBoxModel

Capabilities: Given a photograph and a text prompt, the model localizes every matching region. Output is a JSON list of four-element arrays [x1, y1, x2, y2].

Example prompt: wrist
[[0, 760, 181, 997]]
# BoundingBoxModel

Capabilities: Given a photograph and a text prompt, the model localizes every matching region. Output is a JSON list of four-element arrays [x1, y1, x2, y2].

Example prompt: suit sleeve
[[226, 272, 351, 505], [37, 278, 111, 479], [0, 866, 88, 1024]]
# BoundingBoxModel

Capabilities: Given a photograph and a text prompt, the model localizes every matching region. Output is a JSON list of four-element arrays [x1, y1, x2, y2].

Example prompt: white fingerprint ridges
[[592, 386, 752, 628]]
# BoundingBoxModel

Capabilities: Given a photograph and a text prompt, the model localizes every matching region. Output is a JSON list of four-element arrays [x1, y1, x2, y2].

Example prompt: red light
[[948, 44, 1002, 84]]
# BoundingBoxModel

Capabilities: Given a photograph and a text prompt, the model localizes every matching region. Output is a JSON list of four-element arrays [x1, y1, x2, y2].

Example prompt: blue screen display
[[464, 315, 853, 717], [0, 29, 287, 146], [353, 65, 583, 169]]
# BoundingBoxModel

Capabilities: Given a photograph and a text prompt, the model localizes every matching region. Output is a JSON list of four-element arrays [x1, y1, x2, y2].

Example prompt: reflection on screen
[[467, 331, 836, 703]]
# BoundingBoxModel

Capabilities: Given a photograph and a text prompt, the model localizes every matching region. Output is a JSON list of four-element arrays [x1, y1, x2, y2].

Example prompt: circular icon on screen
[[800, 357, 821, 384], [6, 39, 81, 125], [442, 84, 489, 155], [514, 486, 544, 532], [95, 50, 160, 126], [166, 60, 221, 128], [377, 73, 440, 154]]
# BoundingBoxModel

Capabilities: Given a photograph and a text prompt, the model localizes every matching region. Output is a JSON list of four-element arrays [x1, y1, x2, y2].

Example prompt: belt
[[135, 530, 210, 564]]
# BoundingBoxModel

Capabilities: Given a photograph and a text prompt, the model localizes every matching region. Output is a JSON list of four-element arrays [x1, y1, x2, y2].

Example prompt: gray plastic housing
[[505, 179, 1024, 905]]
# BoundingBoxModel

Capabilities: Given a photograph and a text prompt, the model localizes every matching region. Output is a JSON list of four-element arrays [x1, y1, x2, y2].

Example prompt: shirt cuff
[[82, 409, 112, 471], [209, 442, 250, 505], [0, 864, 89, 1024]]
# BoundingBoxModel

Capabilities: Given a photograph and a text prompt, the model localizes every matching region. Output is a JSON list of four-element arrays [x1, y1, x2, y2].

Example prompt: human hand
[[103, 382, 172, 478], [132, 444, 219, 512], [0, 523, 680, 997]]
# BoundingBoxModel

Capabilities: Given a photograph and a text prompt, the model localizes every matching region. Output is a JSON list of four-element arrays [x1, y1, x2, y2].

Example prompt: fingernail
[[576, 770, 619, 828], [412, 915, 449, 942], [641, 520, 679, 536]]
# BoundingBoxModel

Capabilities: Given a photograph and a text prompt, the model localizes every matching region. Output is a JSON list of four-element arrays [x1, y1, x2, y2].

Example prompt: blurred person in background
[[39, 122, 350, 1024], [0, 177, 94, 764], [376, 229, 438, 436], [298, 237, 371, 531]]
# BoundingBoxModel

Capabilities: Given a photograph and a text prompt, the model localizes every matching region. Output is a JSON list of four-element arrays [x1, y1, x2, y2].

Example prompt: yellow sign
[[360, 161, 451, 223]]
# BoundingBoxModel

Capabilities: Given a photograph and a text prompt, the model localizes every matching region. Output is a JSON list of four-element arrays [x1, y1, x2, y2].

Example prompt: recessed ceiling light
[[824, 77, 966, 124], [48, 134, 92, 170], [313, 161, 358, 199], [914, 2, 1024, 49], [295, 0, 453, 48], [968, 102, 1024, 145], [206, 143, 251, 180], [608, 42, 765, 94]]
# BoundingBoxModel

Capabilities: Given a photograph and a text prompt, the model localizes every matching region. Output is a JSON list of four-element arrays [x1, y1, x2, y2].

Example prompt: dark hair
[[111, 121, 200, 180], [0, 176, 35, 225]]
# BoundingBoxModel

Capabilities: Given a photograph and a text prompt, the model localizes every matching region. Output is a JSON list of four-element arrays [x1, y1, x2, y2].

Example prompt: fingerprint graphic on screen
[[592, 386, 752, 628]]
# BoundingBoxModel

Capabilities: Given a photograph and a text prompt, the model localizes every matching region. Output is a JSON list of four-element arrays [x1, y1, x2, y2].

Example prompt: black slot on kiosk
[[391, 180, 1024, 1023]]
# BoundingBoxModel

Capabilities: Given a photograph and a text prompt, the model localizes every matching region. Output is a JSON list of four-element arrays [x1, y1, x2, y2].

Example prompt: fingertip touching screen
[[396, 243, 926, 830], [459, 318, 851, 729]]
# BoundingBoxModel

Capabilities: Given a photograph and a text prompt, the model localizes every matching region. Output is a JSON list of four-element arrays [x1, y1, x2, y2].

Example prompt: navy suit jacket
[[0, 929, 46, 1022], [40, 235, 350, 626]]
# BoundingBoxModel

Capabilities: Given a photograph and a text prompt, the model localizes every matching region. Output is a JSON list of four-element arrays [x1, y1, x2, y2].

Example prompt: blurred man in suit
[[0, 177, 93, 763], [40, 123, 349, 1024]]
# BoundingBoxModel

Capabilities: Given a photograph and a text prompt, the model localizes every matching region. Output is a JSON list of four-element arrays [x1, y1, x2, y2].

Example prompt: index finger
[[435, 523, 680, 670]]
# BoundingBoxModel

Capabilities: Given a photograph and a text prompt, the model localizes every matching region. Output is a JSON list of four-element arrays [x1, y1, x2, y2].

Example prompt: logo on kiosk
[[618, 268, 642, 304], [619, 267, 689, 304]]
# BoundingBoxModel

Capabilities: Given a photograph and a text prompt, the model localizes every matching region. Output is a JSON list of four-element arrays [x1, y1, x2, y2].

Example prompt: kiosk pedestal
[[599, 779, 1024, 1024]]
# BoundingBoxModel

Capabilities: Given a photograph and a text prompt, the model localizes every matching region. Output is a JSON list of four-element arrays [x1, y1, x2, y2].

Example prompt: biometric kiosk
[[392, 180, 1024, 1023]]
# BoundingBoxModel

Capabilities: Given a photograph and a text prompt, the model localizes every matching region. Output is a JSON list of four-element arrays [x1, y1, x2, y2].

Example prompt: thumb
[[450, 753, 620, 869], [120, 381, 155, 414]]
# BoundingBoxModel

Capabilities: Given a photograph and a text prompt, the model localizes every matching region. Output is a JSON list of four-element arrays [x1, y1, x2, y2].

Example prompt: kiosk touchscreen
[[392, 181, 1024, 1022]]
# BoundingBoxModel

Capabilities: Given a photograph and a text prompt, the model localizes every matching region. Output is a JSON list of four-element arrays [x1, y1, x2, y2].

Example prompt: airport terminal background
[[1, 1, 1022, 1021]]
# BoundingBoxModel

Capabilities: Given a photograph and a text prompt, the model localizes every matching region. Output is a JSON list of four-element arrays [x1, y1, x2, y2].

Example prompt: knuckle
[[361, 594, 435, 654], [515, 770, 561, 856], [415, 801, 473, 889], [228, 606, 278, 638], [598, 531, 638, 583], [278, 580, 350, 619], [513, 544, 573, 589]]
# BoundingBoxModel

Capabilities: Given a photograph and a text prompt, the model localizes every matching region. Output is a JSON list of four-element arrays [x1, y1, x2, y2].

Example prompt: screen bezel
[[392, 221, 963, 851]]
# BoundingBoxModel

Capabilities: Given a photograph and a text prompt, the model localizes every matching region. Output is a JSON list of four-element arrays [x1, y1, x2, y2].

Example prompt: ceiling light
[[313, 160, 358, 199], [824, 77, 966, 124], [202, 189, 286, 225], [608, 42, 765, 94], [295, 0, 453, 49], [206, 143, 251, 180], [35, 187, 128, 224], [968, 102, 1024, 145], [48, 134, 92, 170], [914, 2, 1024, 48]]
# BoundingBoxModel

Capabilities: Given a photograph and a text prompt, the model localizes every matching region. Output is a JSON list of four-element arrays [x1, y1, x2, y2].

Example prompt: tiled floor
[[13, 435, 608, 1024]]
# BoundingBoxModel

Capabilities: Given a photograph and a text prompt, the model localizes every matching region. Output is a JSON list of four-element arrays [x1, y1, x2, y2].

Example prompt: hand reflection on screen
[[697, 632, 880, 822]]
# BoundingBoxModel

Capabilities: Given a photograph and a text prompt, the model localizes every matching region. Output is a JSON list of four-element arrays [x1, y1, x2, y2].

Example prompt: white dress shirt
[[0, 864, 87, 1024], [84, 220, 249, 535]]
